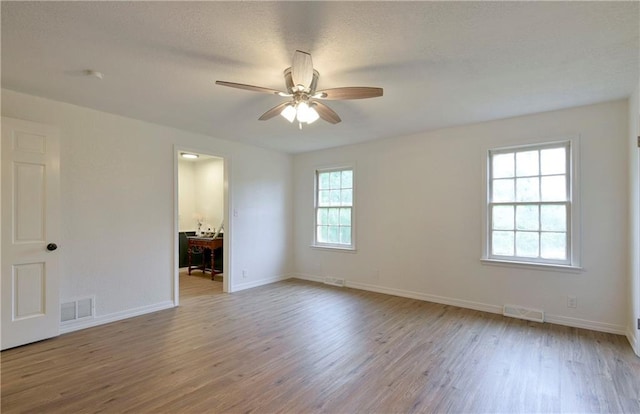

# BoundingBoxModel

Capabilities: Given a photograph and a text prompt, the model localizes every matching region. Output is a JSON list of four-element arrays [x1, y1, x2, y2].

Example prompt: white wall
[[178, 159, 197, 232], [195, 157, 224, 232], [293, 100, 629, 334], [2, 89, 293, 328], [178, 157, 224, 233], [629, 86, 640, 355]]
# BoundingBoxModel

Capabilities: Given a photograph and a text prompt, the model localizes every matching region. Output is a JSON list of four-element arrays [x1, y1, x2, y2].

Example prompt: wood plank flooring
[[2, 272, 639, 413]]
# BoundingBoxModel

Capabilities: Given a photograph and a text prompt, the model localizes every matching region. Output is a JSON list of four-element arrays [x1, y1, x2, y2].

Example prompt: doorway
[[174, 147, 230, 305]]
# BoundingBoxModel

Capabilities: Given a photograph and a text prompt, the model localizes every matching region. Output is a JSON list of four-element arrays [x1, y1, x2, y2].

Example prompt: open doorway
[[174, 148, 230, 305]]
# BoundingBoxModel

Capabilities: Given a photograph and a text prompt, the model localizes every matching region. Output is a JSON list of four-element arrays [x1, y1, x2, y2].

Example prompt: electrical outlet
[[567, 295, 577, 308], [242, 270, 247, 279]]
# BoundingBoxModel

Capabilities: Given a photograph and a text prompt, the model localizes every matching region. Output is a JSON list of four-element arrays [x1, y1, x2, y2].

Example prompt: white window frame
[[312, 165, 356, 251], [481, 138, 582, 271]]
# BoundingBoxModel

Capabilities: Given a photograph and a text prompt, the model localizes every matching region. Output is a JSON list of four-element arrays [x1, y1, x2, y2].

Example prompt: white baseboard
[[292, 274, 628, 336], [627, 329, 640, 357], [346, 279, 503, 315], [294, 273, 324, 283], [232, 273, 292, 292], [544, 314, 626, 335], [60, 300, 175, 334]]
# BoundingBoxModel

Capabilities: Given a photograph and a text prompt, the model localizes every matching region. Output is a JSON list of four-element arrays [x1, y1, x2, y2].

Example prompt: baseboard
[[346, 279, 503, 315], [544, 314, 626, 335], [292, 274, 628, 336], [627, 329, 640, 357], [232, 273, 293, 292], [60, 300, 175, 334], [294, 273, 324, 284]]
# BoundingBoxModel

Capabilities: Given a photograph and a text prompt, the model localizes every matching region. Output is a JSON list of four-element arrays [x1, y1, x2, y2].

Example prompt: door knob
[[46, 243, 58, 251]]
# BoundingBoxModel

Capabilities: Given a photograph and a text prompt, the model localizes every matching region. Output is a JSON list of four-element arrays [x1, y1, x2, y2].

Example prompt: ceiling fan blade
[[314, 87, 383, 100], [215, 81, 289, 96], [258, 102, 290, 121], [313, 101, 341, 124], [291, 50, 313, 89]]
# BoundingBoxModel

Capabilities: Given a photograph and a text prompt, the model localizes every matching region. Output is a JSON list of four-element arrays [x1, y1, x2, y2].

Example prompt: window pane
[[328, 208, 339, 225], [319, 190, 330, 206], [330, 190, 341, 206], [541, 147, 566, 175], [516, 231, 539, 257], [318, 173, 330, 190], [492, 231, 514, 256], [341, 170, 353, 189], [340, 226, 351, 244], [541, 205, 566, 231], [317, 226, 328, 243], [339, 208, 351, 226], [541, 175, 566, 201], [516, 177, 540, 202], [493, 153, 514, 178], [541, 232, 566, 259], [492, 205, 514, 230], [516, 205, 539, 230], [341, 189, 353, 206], [516, 150, 539, 177], [329, 172, 341, 189], [492, 179, 515, 202], [328, 226, 340, 243], [317, 208, 328, 225]]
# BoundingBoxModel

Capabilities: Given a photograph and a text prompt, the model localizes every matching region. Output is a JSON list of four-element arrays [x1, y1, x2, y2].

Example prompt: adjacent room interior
[[177, 151, 226, 291]]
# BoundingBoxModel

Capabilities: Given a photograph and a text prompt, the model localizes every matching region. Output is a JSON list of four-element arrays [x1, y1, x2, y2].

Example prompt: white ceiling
[[2, 2, 638, 154]]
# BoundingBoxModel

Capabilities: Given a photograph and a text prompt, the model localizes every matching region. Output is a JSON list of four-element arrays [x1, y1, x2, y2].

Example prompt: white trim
[[295, 273, 324, 283], [232, 273, 292, 291], [480, 258, 583, 273], [627, 328, 640, 357], [543, 314, 626, 335], [309, 244, 357, 253], [59, 301, 175, 334], [346, 280, 503, 315], [292, 274, 627, 336]]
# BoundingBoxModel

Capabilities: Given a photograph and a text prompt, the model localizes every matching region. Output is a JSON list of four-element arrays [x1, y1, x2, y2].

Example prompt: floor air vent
[[323, 277, 345, 287], [503, 304, 544, 323], [61, 297, 95, 323]]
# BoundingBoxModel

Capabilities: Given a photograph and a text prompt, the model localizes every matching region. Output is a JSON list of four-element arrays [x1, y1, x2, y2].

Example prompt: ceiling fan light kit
[[216, 50, 383, 129]]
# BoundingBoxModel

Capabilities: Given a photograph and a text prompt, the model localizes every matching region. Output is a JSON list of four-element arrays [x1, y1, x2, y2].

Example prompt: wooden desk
[[187, 237, 223, 279]]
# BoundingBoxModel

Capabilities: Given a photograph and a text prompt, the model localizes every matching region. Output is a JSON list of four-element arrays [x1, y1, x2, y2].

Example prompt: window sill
[[310, 244, 357, 253], [480, 258, 583, 273]]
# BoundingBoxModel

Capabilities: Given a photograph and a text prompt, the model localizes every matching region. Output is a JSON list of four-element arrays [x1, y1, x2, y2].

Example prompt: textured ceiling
[[2, 2, 638, 153]]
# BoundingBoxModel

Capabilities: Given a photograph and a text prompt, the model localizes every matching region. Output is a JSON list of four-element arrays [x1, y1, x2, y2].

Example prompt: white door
[[1, 117, 60, 350]]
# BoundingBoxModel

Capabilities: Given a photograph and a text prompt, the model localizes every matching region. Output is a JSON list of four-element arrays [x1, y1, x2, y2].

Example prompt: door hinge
[[637, 318, 640, 330], [637, 136, 640, 148]]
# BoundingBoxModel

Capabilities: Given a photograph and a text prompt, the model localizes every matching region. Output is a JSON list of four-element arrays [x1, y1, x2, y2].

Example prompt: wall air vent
[[60, 297, 95, 323], [61, 302, 76, 322], [503, 304, 544, 323]]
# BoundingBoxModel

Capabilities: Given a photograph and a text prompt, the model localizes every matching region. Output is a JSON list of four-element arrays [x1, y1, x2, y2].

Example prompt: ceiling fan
[[215, 50, 383, 129]]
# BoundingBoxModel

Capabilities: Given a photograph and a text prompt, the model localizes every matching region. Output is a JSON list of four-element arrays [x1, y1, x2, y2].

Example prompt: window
[[314, 167, 354, 249], [486, 141, 577, 266]]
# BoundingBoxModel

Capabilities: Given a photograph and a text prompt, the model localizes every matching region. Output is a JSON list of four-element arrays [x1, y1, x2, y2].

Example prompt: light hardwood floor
[[2, 272, 639, 413]]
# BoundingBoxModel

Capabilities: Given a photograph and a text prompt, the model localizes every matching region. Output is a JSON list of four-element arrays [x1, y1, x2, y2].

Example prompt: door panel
[[14, 162, 46, 242], [2, 117, 60, 350]]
